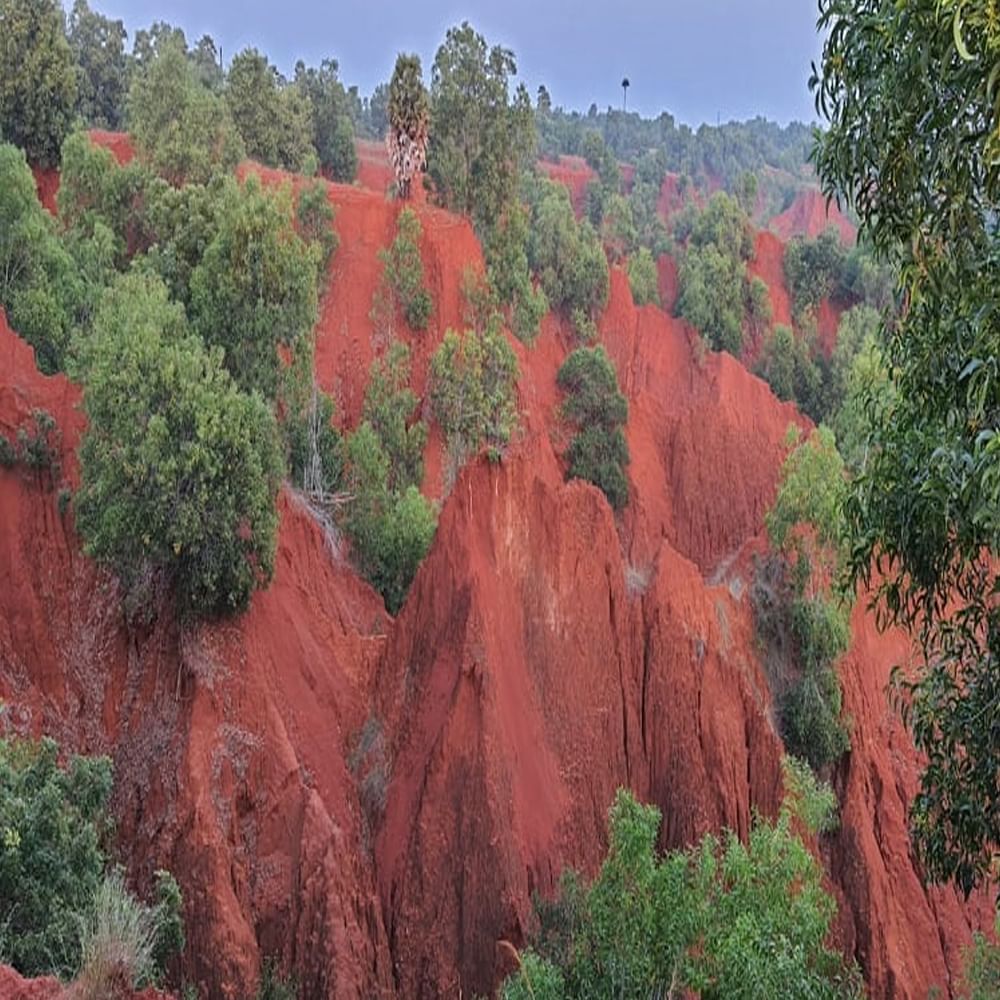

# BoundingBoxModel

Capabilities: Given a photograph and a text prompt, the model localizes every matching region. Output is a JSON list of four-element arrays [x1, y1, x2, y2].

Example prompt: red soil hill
[[771, 186, 857, 246]]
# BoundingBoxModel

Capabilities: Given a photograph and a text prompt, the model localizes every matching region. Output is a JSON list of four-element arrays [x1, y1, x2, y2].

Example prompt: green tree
[[812, 0, 1000, 894], [0, 734, 112, 978], [784, 228, 847, 321], [528, 179, 609, 339], [296, 180, 338, 276], [755, 324, 823, 419], [67, 0, 126, 129], [341, 422, 436, 614], [75, 272, 282, 617], [387, 54, 429, 199], [0, 0, 77, 167], [502, 777, 861, 1000], [429, 322, 519, 464], [556, 346, 629, 510], [227, 48, 315, 173], [375, 207, 433, 331], [0, 143, 83, 373], [189, 176, 318, 399], [428, 22, 536, 229], [362, 341, 427, 491], [627, 247, 659, 306], [127, 37, 243, 185], [294, 59, 357, 182]]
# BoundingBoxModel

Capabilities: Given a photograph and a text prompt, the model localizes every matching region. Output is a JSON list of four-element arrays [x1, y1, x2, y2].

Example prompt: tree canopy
[[813, 0, 1000, 895]]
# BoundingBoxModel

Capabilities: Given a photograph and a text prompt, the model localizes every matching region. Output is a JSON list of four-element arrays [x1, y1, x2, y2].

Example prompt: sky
[[83, 0, 824, 127]]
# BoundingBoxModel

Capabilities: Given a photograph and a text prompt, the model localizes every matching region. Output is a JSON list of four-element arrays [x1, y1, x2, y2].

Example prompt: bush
[[127, 36, 243, 185], [296, 180, 338, 276], [376, 208, 433, 331], [0, 734, 112, 978], [76, 872, 156, 1000], [340, 423, 436, 614], [501, 779, 862, 1000], [626, 248, 659, 306], [75, 272, 283, 617], [285, 383, 343, 499], [361, 343, 427, 492], [0, 436, 15, 467], [189, 175, 318, 399], [556, 347, 630, 510], [964, 915, 1000, 1000], [483, 203, 548, 344], [0, 143, 84, 373], [528, 180, 609, 339], [784, 228, 847, 320], [429, 324, 519, 464], [756, 324, 825, 419], [16, 409, 60, 475]]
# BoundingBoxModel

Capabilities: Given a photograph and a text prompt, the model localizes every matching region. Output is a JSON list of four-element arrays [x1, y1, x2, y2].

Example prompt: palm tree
[[621, 77, 630, 111], [387, 54, 429, 199]]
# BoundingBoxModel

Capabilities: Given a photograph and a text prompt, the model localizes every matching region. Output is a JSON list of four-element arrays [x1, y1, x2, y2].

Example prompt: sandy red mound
[[656, 253, 679, 314], [353, 138, 394, 196], [0, 148, 994, 1000], [88, 129, 135, 166], [748, 229, 794, 332], [771, 186, 856, 245], [657, 171, 692, 225], [538, 155, 596, 217], [31, 166, 60, 215], [0, 966, 176, 1000]]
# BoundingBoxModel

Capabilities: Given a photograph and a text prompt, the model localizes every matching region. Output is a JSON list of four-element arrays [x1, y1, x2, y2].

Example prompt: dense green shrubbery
[[0, 0, 78, 168], [294, 59, 357, 183], [501, 771, 861, 1000], [556, 347, 629, 510], [784, 228, 847, 321], [189, 175, 318, 399], [75, 272, 283, 617], [375, 208, 433, 332], [429, 322, 519, 465], [626, 248, 659, 306], [296, 180, 338, 276], [127, 36, 243, 185], [527, 179, 609, 340], [673, 192, 755, 355], [757, 427, 852, 770]]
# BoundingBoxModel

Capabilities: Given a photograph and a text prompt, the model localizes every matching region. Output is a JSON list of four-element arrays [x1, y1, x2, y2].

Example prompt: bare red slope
[[538, 156, 596, 217], [771, 187, 857, 245]]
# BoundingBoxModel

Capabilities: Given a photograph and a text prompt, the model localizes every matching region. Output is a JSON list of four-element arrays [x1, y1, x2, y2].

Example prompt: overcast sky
[[83, 0, 824, 126]]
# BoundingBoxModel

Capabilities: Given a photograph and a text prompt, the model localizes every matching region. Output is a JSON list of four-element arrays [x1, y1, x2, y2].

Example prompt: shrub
[[256, 959, 298, 1000], [362, 342, 427, 491], [75, 272, 283, 617], [784, 228, 847, 320], [285, 383, 344, 499], [429, 324, 519, 464], [0, 436, 15, 467], [76, 872, 156, 1000], [529, 180, 609, 339], [16, 409, 60, 475], [964, 915, 1000, 1000], [376, 208, 433, 331], [556, 347, 630, 509], [189, 175, 318, 400], [626, 248, 659, 306], [501, 779, 862, 1000], [340, 423, 436, 614], [296, 180, 338, 277], [0, 734, 112, 978]]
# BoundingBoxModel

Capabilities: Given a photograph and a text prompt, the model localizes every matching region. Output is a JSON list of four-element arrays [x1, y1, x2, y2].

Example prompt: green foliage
[[0, 0, 77, 167], [527, 179, 609, 339], [150, 870, 184, 979], [284, 381, 343, 498], [76, 871, 156, 1000], [964, 915, 1000, 1000], [15, 408, 61, 477], [501, 783, 862, 1000], [428, 21, 536, 229], [341, 423, 436, 614], [429, 324, 519, 464], [227, 48, 315, 173], [296, 180, 338, 276], [674, 192, 755, 356], [0, 143, 83, 373], [294, 59, 357, 182], [256, 959, 298, 1000], [387, 54, 429, 199], [75, 272, 283, 617], [0, 734, 112, 978], [376, 208, 433, 331], [67, 0, 127, 129], [784, 228, 848, 321], [127, 37, 243, 185], [557, 347, 629, 510], [362, 341, 427, 491], [759, 427, 852, 770], [755, 324, 823, 418], [0, 436, 15, 467], [782, 755, 839, 836], [482, 202, 548, 344], [626, 248, 659, 306], [189, 175, 318, 399]]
